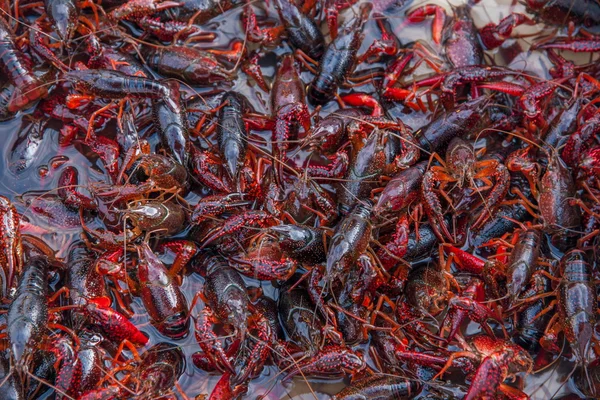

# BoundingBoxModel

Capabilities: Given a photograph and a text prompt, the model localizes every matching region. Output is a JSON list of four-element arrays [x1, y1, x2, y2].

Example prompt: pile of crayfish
[[1, 0, 600, 397]]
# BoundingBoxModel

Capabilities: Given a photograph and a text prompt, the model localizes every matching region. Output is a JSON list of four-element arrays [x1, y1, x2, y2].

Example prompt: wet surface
[[1, 0, 598, 398]]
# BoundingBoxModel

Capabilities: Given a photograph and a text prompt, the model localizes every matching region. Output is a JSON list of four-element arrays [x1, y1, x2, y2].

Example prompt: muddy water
[[0, 0, 593, 398]]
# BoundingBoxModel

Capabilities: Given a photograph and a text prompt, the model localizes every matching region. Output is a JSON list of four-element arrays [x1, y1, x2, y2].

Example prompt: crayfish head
[[47, 0, 78, 42], [446, 137, 475, 186], [508, 346, 534, 374], [225, 295, 249, 340]]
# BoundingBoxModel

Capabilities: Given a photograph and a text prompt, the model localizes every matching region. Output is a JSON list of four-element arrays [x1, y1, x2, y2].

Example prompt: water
[[0, 0, 595, 398]]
